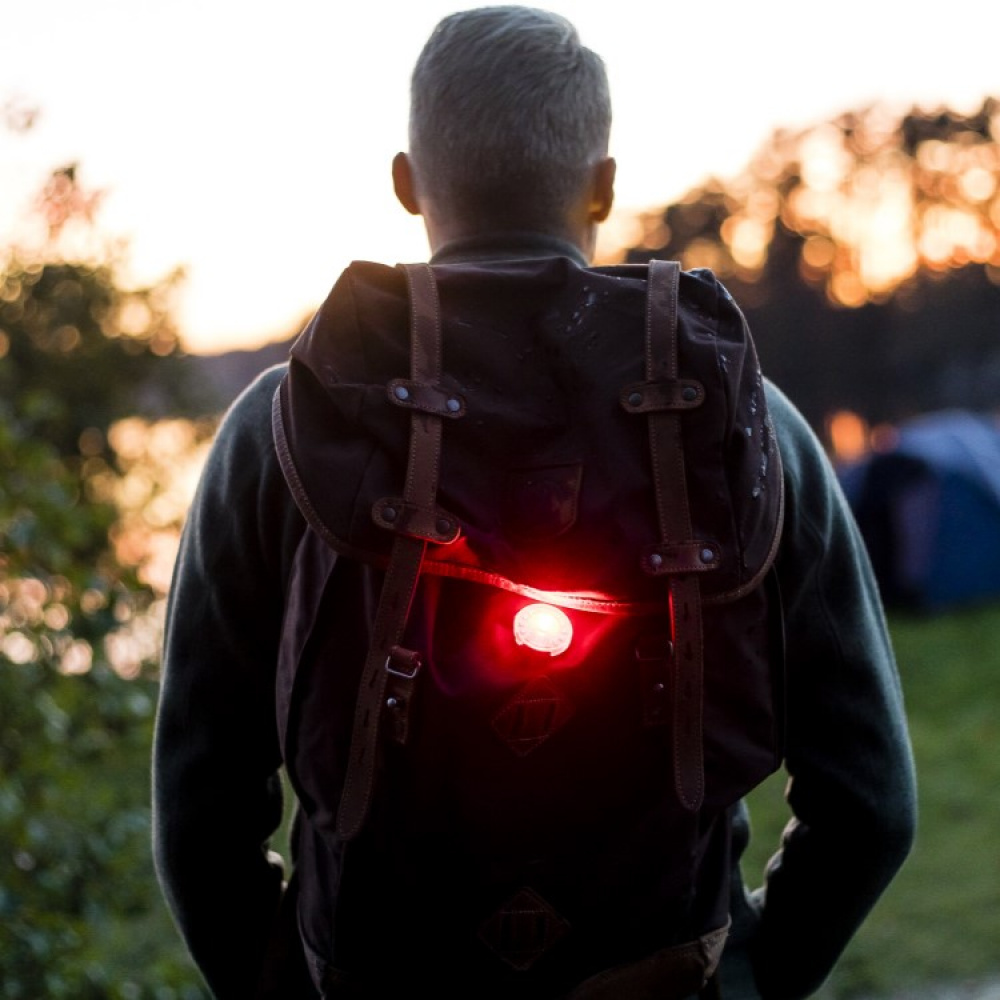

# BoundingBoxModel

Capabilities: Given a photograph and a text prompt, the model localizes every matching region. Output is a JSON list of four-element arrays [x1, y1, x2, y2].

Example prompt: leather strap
[[644, 260, 705, 812], [567, 921, 729, 1000], [335, 262, 446, 840], [634, 632, 673, 728]]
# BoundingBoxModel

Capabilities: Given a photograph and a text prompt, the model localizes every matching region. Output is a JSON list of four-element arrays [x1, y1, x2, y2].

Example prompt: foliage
[[743, 602, 1000, 998], [627, 98, 1000, 304], [0, 647, 202, 999], [0, 258, 213, 457], [624, 99, 1000, 438], [0, 165, 211, 997], [0, 408, 209, 998]]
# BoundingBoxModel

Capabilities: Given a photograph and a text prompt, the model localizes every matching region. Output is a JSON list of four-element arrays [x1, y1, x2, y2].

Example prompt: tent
[[838, 409, 1000, 614]]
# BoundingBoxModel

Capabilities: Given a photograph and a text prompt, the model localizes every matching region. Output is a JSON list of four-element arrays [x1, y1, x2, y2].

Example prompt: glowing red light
[[513, 603, 573, 656]]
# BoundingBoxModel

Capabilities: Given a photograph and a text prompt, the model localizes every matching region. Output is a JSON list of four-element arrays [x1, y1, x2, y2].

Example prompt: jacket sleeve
[[152, 366, 306, 998], [747, 382, 918, 999]]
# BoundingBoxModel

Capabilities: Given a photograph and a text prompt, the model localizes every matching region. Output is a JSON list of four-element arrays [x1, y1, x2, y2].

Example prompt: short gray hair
[[409, 5, 612, 229]]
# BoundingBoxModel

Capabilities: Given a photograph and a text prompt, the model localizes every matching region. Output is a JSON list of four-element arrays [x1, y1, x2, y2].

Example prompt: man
[[153, 7, 916, 999]]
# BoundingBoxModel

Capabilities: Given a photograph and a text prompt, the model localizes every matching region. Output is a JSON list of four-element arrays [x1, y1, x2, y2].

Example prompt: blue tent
[[838, 410, 1000, 613]]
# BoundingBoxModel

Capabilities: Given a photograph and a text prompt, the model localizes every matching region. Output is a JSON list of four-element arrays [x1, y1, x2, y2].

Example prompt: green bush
[[1, 208, 211, 996]]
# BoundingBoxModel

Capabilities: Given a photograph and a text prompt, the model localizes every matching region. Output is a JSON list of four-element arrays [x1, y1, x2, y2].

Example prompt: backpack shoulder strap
[[641, 259, 707, 812], [335, 262, 456, 841]]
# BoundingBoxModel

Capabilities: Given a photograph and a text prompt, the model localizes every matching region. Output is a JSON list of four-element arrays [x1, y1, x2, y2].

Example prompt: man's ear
[[588, 156, 616, 223], [392, 152, 422, 216]]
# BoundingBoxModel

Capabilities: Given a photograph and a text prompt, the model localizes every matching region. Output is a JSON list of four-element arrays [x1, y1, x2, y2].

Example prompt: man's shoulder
[[220, 362, 288, 430], [200, 362, 290, 477], [764, 379, 824, 459], [238, 361, 288, 404]]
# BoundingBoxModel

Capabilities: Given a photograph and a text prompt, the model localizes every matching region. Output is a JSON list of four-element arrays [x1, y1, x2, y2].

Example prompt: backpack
[[272, 256, 785, 999]]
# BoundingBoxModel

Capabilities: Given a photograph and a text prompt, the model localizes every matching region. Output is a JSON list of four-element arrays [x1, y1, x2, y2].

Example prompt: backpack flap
[[273, 257, 782, 607]]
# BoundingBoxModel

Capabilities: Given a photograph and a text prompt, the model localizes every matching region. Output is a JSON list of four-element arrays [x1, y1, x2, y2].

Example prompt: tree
[[624, 98, 1000, 441], [1, 161, 213, 997], [2, 166, 214, 452]]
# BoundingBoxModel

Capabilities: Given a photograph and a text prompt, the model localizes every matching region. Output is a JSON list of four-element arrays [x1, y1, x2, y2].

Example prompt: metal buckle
[[385, 645, 422, 679]]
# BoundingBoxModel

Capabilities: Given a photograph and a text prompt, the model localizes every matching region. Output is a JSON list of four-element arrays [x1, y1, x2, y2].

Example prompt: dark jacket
[[152, 236, 916, 1000]]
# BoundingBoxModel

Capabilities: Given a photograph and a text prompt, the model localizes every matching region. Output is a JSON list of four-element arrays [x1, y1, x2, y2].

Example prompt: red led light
[[513, 603, 573, 656]]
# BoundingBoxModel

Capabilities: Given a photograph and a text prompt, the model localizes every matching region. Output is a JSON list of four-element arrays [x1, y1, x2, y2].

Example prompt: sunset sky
[[2, 0, 998, 354]]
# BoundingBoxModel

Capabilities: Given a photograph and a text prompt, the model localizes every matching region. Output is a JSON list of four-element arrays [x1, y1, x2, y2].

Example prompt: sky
[[2, 0, 998, 354]]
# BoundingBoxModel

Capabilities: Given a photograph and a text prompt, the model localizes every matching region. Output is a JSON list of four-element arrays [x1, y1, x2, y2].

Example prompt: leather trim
[[620, 378, 705, 412], [567, 920, 730, 1000], [386, 377, 466, 417]]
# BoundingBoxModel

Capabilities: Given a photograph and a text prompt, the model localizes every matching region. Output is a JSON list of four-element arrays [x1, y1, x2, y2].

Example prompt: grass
[[742, 601, 1000, 997]]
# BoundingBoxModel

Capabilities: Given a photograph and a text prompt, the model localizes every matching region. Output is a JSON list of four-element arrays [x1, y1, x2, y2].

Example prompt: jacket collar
[[429, 231, 589, 268]]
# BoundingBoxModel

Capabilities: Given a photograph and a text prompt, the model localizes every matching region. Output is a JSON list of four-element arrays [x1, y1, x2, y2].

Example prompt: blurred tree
[[623, 98, 1000, 440], [1, 161, 212, 997], [2, 165, 215, 455]]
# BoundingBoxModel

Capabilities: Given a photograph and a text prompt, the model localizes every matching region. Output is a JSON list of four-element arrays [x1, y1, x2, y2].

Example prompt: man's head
[[393, 5, 615, 256]]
